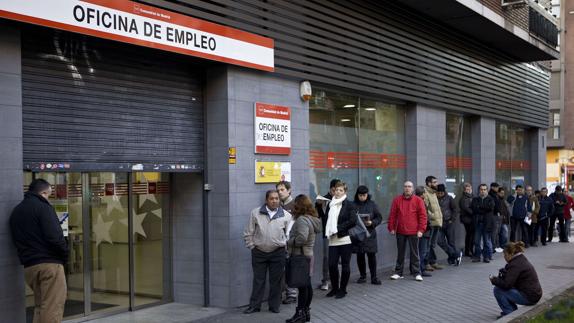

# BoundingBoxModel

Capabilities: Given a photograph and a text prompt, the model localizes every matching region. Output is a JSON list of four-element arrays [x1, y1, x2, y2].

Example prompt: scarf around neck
[[325, 195, 346, 237]]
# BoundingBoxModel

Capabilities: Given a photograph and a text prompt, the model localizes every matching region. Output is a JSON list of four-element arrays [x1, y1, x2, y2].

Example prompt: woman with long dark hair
[[286, 195, 321, 323]]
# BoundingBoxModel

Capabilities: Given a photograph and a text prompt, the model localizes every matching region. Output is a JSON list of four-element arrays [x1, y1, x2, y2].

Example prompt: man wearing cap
[[436, 184, 462, 266], [489, 183, 502, 254]]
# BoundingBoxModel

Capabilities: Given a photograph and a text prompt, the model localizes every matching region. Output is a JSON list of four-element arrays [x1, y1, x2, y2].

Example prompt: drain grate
[[547, 265, 574, 270]]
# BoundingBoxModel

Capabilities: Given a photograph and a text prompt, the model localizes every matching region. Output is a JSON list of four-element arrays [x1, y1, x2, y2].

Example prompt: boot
[[305, 307, 311, 322], [286, 307, 306, 323]]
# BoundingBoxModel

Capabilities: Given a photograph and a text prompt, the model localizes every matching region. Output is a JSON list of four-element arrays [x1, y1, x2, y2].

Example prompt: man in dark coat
[[436, 184, 462, 266], [459, 183, 474, 257], [314, 178, 340, 290], [472, 184, 495, 263], [10, 179, 68, 323], [548, 186, 568, 242]]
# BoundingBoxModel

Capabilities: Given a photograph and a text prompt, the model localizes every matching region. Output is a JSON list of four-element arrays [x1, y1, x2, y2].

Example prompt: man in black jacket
[[436, 184, 461, 265], [548, 186, 568, 242], [459, 183, 474, 257], [472, 184, 496, 263], [10, 179, 68, 323], [314, 178, 340, 290]]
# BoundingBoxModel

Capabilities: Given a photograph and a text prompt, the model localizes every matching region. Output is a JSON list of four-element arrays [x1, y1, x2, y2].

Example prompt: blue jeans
[[493, 286, 532, 315], [499, 224, 509, 248], [418, 236, 430, 273], [474, 222, 492, 260]]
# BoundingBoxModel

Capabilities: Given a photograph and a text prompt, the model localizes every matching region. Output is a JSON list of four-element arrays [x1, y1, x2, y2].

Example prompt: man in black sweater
[[10, 179, 68, 323]]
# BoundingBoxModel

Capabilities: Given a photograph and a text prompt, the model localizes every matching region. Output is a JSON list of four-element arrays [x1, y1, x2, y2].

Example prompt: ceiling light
[[341, 118, 351, 122], [365, 108, 376, 111], [343, 104, 355, 108]]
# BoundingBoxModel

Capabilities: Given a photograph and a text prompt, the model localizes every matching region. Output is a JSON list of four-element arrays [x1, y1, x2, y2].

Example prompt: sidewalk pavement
[[87, 241, 574, 323]]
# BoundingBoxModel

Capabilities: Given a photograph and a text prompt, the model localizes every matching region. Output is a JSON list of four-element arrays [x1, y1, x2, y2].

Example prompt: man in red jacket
[[388, 181, 428, 281]]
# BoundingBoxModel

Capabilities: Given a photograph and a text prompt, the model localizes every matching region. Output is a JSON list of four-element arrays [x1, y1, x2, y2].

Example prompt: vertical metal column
[[128, 173, 135, 310], [82, 173, 92, 315]]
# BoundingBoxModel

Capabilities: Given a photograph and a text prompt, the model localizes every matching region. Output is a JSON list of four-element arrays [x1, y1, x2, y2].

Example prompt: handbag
[[285, 247, 310, 288], [348, 213, 371, 242]]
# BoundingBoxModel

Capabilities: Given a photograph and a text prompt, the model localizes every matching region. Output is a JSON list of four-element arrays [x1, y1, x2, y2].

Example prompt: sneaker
[[415, 275, 423, 281], [421, 272, 432, 277], [356, 276, 366, 284], [495, 247, 504, 253], [472, 258, 481, 263], [455, 251, 463, 266], [390, 274, 404, 280], [483, 259, 490, 263], [425, 264, 434, 272], [431, 264, 444, 270], [371, 277, 382, 285], [319, 281, 329, 291]]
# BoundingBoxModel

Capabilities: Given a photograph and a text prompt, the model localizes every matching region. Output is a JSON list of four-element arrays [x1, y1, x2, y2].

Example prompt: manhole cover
[[547, 265, 574, 270]]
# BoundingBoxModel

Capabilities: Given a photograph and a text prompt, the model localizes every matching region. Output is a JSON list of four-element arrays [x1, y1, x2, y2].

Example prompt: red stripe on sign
[[255, 146, 291, 155], [446, 156, 473, 169], [0, 10, 274, 72], [81, 0, 274, 48], [256, 103, 291, 120]]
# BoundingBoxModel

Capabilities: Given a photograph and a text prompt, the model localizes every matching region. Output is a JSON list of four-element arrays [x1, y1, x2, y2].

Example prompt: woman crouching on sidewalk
[[490, 241, 542, 318], [286, 195, 322, 323]]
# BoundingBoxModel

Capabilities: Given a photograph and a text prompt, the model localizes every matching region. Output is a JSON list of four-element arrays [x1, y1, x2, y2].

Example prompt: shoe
[[334, 290, 347, 299], [472, 258, 481, 263], [325, 289, 338, 297], [269, 308, 280, 313], [305, 307, 310, 322], [425, 264, 434, 272], [243, 307, 260, 314], [390, 274, 404, 280], [356, 276, 366, 284], [421, 272, 432, 277], [455, 251, 463, 266], [483, 259, 490, 263], [415, 274, 423, 281], [286, 307, 306, 323], [531, 243, 538, 247], [542, 242, 547, 246], [431, 264, 444, 270], [371, 277, 382, 285], [282, 296, 297, 304], [318, 281, 329, 291], [495, 247, 504, 253]]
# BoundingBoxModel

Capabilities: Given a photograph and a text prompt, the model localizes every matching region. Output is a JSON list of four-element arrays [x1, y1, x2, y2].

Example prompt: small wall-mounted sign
[[255, 161, 291, 184], [229, 147, 237, 164], [254, 102, 291, 155]]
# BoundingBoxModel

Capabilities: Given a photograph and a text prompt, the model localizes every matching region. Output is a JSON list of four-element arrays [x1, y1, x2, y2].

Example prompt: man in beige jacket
[[423, 175, 444, 270], [243, 190, 292, 314]]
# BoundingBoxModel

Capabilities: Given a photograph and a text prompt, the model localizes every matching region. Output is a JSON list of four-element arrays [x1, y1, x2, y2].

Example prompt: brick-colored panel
[[480, 0, 529, 31]]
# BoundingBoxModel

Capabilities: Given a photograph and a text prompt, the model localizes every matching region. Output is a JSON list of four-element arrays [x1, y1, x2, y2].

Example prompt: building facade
[[547, 0, 574, 192], [0, 0, 557, 322]]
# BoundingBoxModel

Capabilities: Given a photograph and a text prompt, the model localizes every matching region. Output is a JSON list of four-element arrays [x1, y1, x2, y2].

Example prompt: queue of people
[[240, 178, 570, 322]]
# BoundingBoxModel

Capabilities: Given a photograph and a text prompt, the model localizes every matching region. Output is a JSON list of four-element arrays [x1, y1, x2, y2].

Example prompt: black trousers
[[510, 218, 529, 245], [357, 252, 377, 278], [394, 234, 420, 276], [437, 222, 458, 263], [249, 248, 286, 310], [463, 223, 475, 256], [328, 244, 352, 292], [538, 218, 549, 244], [547, 214, 566, 242], [297, 277, 313, 309]]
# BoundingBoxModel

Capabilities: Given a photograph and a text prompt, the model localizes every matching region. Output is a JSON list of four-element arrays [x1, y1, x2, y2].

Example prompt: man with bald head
[[388, 181, 428, 281]]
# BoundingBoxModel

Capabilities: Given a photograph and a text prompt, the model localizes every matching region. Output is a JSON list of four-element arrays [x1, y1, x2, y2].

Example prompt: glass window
[[445, 114, 472, 197], [309, 89, 406, 215], [496, 123, 531, 192]]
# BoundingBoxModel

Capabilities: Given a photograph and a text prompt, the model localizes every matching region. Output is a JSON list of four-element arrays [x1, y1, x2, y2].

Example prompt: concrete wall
[[530, 128, 547, 189], [406, 104, 447, 184], [0, 22, 25, 323], [205, 66, 309, 307], [471, 117, 496, 187]]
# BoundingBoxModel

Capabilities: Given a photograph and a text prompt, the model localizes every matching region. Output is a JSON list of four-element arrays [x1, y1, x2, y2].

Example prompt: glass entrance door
[[24, 172, 170, 322]]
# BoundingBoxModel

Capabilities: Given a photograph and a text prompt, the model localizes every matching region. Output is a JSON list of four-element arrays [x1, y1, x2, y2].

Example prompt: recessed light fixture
[[365, 108, 376, 111], [343, 104, 355, 108], [341, 118, 351, 122]]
